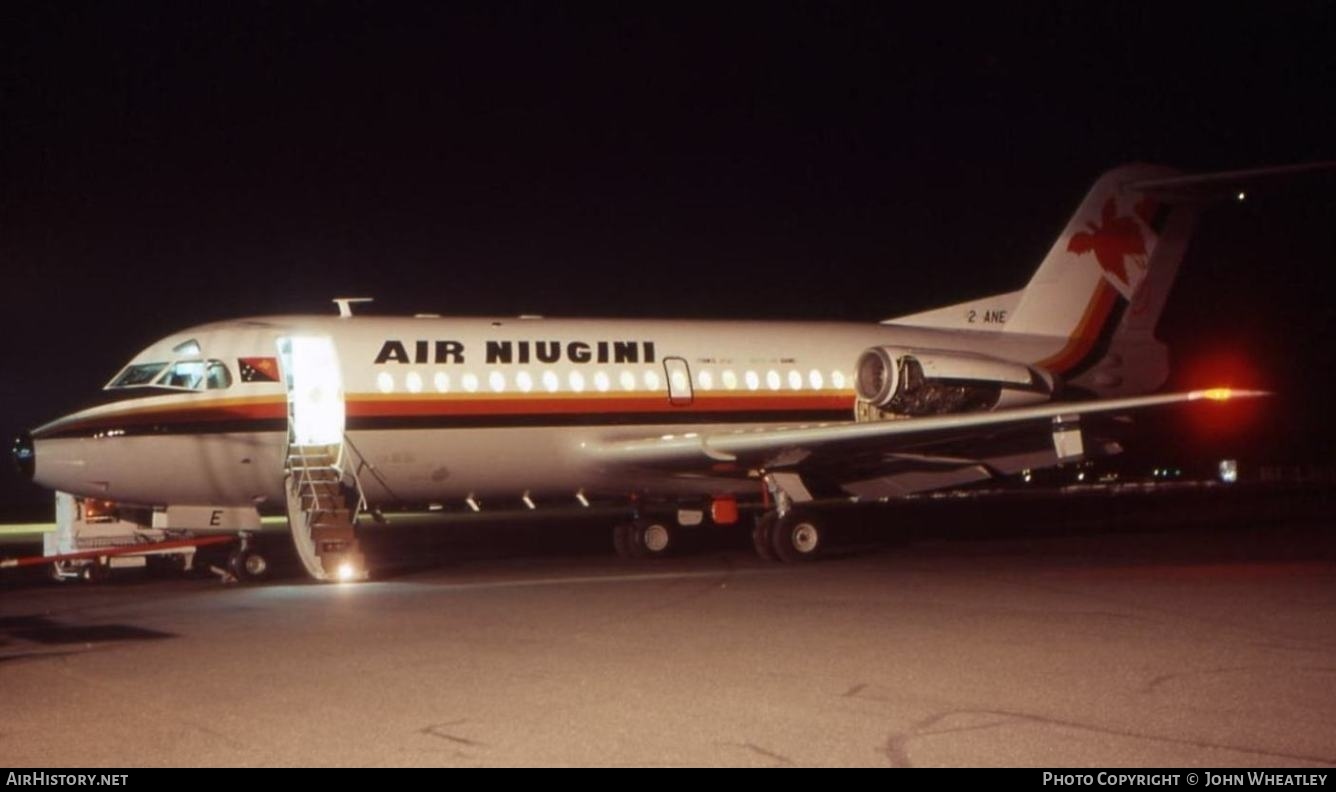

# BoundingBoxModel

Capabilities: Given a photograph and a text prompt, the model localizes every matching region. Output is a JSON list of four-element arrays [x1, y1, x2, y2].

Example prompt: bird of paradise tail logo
[[1067, 194, 1161, 300]]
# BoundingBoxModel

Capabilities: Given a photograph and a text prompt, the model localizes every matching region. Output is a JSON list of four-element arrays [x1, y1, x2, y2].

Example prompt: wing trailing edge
[[584, 389, 1268, 474]]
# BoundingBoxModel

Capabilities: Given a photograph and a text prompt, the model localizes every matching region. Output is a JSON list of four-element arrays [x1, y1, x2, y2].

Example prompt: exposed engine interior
[[854, 346, 1053, 421]]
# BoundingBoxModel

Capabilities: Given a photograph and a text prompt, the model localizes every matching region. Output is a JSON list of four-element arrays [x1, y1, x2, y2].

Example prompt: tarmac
[[1, 499, 1334, 767]]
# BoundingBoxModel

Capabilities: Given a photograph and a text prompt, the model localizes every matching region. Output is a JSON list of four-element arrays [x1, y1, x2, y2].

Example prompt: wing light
[[1191, 387, 1271, 401]]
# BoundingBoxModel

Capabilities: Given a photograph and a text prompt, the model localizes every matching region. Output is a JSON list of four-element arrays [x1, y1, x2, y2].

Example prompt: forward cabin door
[[279, 336, 345, 447], [663, 357, 694, 407]]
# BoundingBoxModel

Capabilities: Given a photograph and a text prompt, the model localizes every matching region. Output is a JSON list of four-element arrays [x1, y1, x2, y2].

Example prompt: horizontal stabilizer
[[1127, 161, 1336, 203]]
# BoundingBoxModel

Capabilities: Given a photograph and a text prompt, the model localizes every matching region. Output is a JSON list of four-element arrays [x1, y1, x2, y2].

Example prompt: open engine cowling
[[854, 346, 1053, 417]]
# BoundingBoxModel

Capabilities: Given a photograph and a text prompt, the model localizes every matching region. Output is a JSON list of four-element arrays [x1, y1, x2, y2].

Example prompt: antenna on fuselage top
[[333, 297, 374, 318]]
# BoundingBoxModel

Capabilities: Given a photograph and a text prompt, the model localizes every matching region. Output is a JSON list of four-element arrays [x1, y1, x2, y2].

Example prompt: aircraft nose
[[12, 432, 34, 480]]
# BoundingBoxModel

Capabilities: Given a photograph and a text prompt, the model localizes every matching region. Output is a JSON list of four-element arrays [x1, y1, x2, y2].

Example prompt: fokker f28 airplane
[[13, 163, 1294, 582]]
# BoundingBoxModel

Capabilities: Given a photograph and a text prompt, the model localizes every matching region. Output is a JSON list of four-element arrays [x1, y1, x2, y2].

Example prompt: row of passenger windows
[[375, 368, 851, 395]]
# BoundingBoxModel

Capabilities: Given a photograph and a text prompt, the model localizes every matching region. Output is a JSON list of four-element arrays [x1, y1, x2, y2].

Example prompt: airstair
[[278, 334, 367, 582], [285, 442, 367, 581]]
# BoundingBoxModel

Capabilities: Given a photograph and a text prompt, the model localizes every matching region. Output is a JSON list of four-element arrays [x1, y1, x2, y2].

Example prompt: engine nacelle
[[854, 346, 1053, 418]]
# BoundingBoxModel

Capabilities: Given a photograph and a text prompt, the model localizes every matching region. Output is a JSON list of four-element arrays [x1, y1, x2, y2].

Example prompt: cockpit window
[[106, 360, 233, 391], [205, 361, 232, 389], [159, 361, 207, 389], [109, 362, 168, 388], [156, 360, 233, 391]]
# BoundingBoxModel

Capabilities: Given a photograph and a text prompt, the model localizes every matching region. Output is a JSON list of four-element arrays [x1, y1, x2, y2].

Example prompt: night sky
[[3, 3, 1334, 512]]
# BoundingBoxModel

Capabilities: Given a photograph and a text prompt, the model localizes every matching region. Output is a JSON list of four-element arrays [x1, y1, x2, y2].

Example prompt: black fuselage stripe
[[1065, 298, 1130, 379]]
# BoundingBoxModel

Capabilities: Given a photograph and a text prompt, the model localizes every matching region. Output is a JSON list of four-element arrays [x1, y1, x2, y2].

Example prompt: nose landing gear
[[229, 543, 271, 582]]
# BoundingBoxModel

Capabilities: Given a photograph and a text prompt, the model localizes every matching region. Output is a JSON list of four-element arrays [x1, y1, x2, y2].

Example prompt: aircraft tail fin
[[1003, 164, 1185, 338], [1010, 163, 1197, 395], [888, 161, 1334, 395], [888, 164, 1193, 393], [1013, 161, 1333, 393]]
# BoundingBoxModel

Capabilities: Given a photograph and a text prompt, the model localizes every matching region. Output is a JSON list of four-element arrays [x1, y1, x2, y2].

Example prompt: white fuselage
[[30, 315, 1067, 510]]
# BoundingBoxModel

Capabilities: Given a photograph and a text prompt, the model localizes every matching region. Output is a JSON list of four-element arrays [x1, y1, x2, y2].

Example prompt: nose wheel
[[229, 548, 270, 581], [227, 533, 270, 582]]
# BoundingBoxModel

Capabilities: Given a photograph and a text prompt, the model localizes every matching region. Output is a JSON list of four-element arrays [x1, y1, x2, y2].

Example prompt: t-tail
[[1006, 163, 1194, 397], [890, 161, 1334, 398]]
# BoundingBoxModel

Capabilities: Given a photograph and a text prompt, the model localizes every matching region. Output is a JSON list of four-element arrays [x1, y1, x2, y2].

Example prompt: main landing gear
[[610, 507, 827, 563], [612, 516, 675, 560], [752, 471, 825, 563], [753, 509, 824, 563], [610, 474, 827, 563]]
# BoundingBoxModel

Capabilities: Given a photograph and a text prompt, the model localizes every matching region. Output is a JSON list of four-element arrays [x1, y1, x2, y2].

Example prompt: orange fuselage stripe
[[45, 392, 855, 435], [1035, 280, 1119, 374]]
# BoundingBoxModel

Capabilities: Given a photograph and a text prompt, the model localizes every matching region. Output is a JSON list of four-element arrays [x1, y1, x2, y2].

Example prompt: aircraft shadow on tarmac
[[3, 483, 1332, 587], [0, 615, 175, 662]]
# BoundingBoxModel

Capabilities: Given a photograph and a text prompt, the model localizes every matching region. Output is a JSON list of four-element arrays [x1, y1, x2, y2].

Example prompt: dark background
[[3, 3, 1334, 515]]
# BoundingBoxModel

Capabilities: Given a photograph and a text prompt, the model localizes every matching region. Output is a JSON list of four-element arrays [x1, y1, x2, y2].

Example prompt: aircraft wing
[[585, 389, 1264, 498]]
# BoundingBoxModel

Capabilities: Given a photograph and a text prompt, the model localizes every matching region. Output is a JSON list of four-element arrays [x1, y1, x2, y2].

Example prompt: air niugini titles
[[374, 339, 657, 366]]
